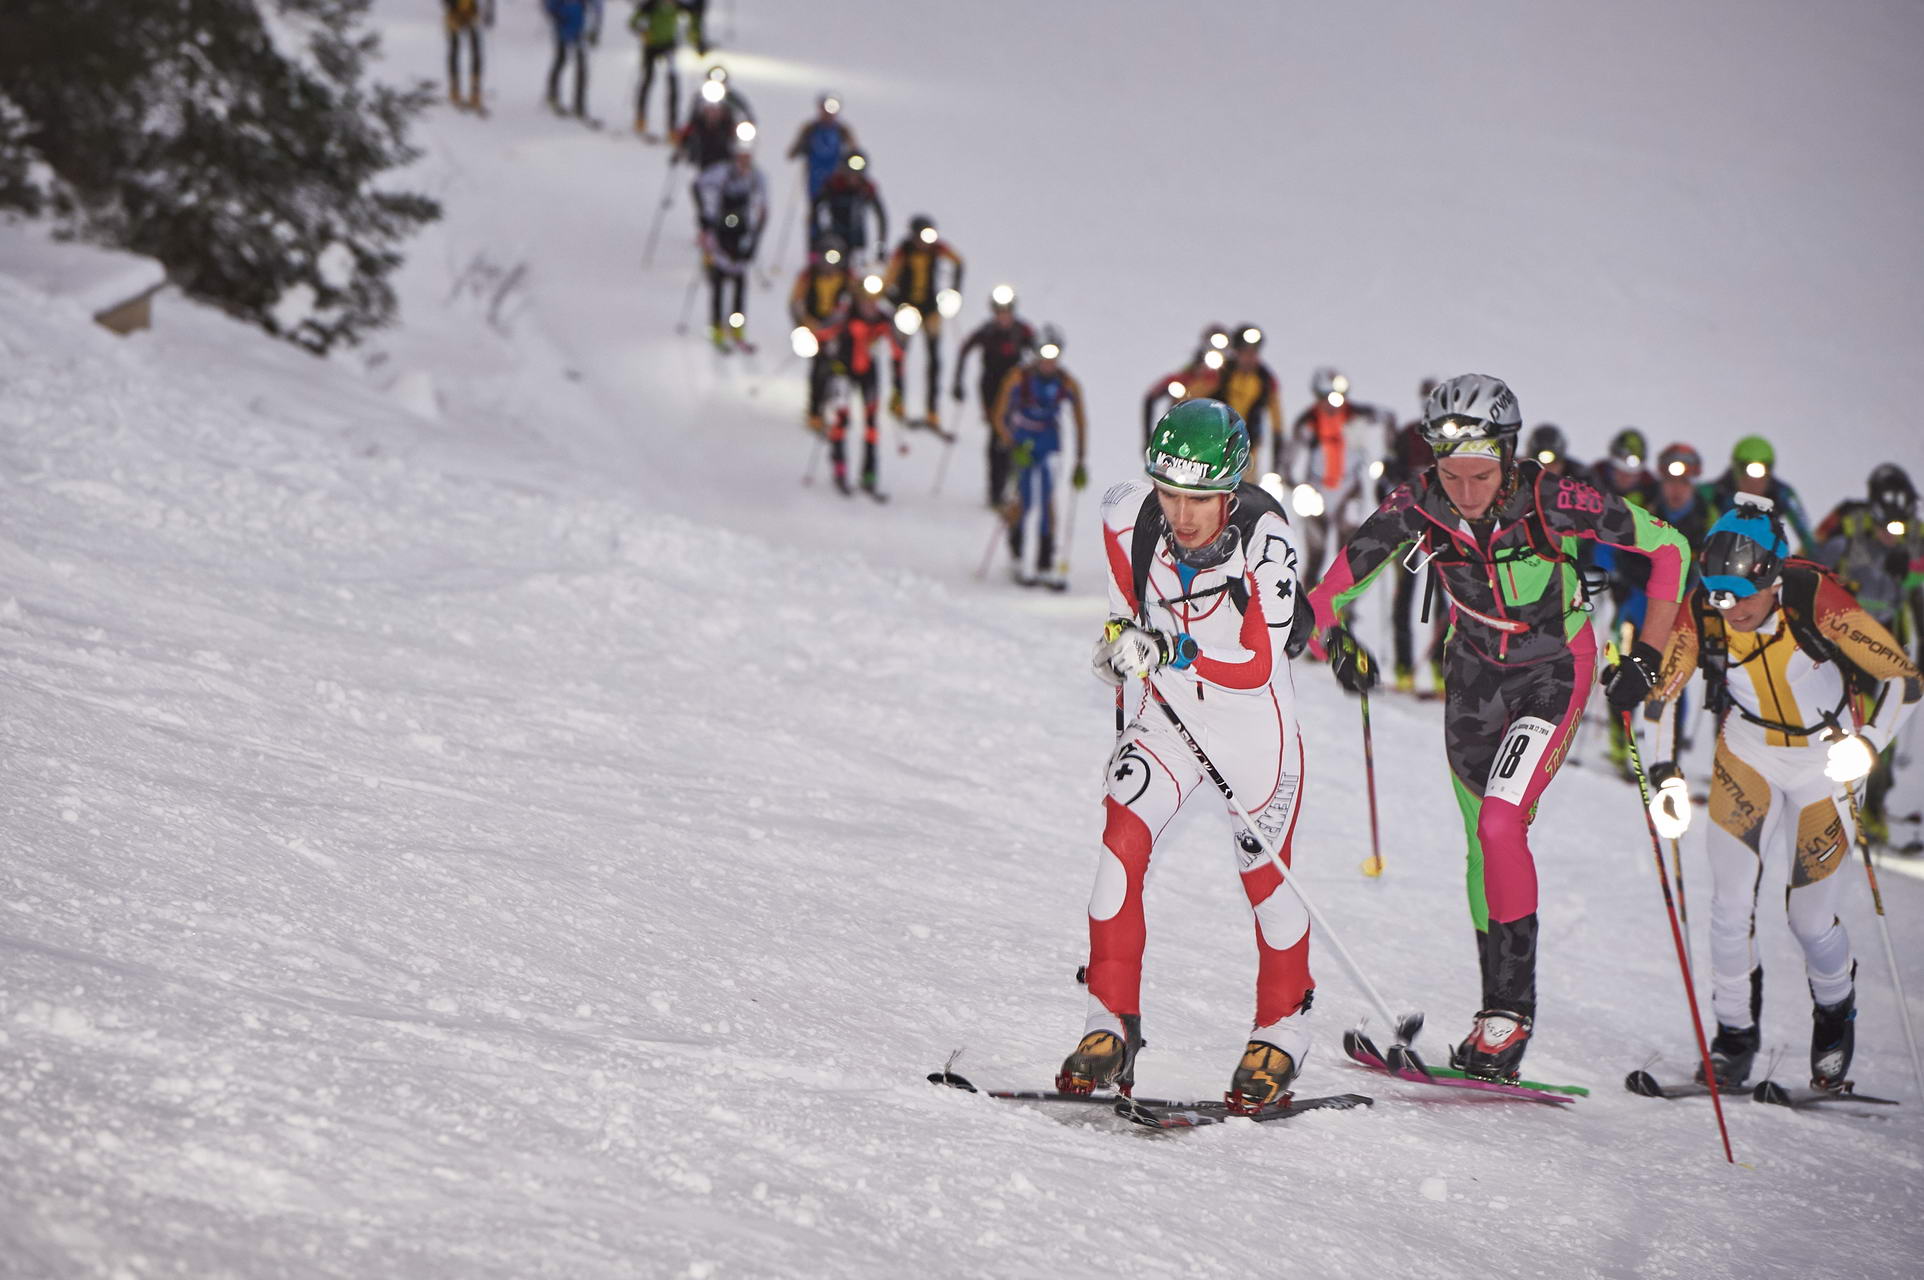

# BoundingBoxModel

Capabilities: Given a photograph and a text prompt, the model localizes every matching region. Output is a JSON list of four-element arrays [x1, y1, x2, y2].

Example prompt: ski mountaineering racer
[[951, 287, 1035, 508], [1307, 374, 1692, 1082], [1063, 398, 1318, 1109], [1642, 499, 1922, 1089], [989, 327, 1086, 588]]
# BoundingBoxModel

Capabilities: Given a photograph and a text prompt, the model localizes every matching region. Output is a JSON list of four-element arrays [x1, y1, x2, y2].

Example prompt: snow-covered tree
[[0, 0, 439, 352]]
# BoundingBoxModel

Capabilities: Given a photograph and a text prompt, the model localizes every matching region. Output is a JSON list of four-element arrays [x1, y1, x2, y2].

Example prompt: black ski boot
[[1450, 915, 1538, 1081], [1056, 1013, 1143, 1096], [1227, 1041, 1298, 1112], [1811, 983, 1857, 1091], [1697, 966, 1762, 1088], [1698, 1023, 1760, 1089], [1454, 1009, 1533, 1082]]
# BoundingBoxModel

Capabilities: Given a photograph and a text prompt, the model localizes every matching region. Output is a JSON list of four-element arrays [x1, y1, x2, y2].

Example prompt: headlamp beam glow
[[990, 283, 1015, 307], [1208, 332, 1230, 351], [893, 304, 922, 335], [1332, 374, 1350, 394], [1537, 450, 1558, 465], [1241, 327, 1263, 345], [935, 288, 961, 318], [1326, 393, 1346, 408], [918, 226, 938, 245], [734, 121, 756, 143], [1291, 483, 1325, 519], [1619, 455, 1642, 470], [1666, 461, 1688, 477], [1167, 380, 1186, 399], [701, 80, 726, 104], [822, 97, 841, 115], [1890, 520, 1907, 536], [790, 326, 819, 359], [1202, 350, 1224, 371], [823, 248, 842, 265], [862, 273, 884, 295], [1745, 461, 1768, 479], [728, 311, 745, 328], [848, 154, 867, 172], [1038, 342, 1061, 360]]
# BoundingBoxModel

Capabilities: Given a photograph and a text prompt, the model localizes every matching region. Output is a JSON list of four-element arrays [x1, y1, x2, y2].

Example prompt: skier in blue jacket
[[544, 0, 603, 118]]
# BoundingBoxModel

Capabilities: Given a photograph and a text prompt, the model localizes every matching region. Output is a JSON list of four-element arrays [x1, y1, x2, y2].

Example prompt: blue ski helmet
[[1700, 498, 1789, 607]]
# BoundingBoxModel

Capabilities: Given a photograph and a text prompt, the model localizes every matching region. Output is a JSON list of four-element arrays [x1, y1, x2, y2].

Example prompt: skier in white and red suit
[[1062, 397, 1319, 1110]]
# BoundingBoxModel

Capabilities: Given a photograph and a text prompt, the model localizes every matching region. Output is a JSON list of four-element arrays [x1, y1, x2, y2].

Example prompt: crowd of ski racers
[[427, 12, 1924, 1118]]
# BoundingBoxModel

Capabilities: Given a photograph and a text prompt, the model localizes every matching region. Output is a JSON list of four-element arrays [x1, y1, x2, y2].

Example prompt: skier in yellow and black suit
[[1215, 324, 1285, 478], [444, 0, 492, 111], [1644, 499, 1921, 1091], [883, 215, 964, 433], [789, 233, 854, 433]]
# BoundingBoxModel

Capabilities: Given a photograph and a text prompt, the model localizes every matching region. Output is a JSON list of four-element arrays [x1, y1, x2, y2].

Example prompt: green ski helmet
[[1146, 398, 1250, 492], [1732, 434, 1775, 479]]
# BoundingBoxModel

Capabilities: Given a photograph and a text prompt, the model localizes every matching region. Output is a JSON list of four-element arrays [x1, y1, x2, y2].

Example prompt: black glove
[[1326, 625, 1378, 694], [1602, 640, 1664, 712], [951, 385, 965, 403]]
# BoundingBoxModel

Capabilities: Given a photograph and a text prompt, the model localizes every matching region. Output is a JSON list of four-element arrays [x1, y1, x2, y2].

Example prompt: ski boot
[[634, 113, 648, 136], [1811, 983, 1857, 1091], [449, 84, 463, 108], [925, 408, 942, 433], [1696, 1023, 1760, 1089], [859, 468, 882, 498], [1227, 1041, 1298, 1112], [708, 325, 728, 352], [830, 462, 852, 496], [1698, 965, 1763, 1088], [467, 85, 484, 115], [1393, 667, 1415, 695], [1056, 1014, 1143, 1096], [1452, 1009, 1533, 1082]]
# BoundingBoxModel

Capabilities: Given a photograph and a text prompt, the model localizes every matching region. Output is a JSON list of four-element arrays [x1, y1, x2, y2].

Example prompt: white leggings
[[1705, 730, 1857, 1028]]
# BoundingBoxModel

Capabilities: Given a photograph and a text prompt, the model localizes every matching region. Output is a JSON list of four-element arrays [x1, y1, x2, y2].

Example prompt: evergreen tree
[[0, 0, 439, 352]]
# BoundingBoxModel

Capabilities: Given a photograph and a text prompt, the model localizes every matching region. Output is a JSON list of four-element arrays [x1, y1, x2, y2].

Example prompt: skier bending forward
[[1066, 398, 1317, 1109]]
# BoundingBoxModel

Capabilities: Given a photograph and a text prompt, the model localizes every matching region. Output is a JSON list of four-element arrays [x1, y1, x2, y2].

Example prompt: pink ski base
[[1346, 1041, 1577, 1106]]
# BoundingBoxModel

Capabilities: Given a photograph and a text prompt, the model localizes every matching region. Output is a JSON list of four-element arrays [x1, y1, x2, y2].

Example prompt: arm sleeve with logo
[[1812, 575, 1923, 752], [1538, 473, 1692, 604]]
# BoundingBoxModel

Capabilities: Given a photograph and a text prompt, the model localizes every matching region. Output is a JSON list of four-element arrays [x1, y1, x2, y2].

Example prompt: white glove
[[1824, 732, 1877, 783], [1092, 621, 1176, 686], [1648, 766, 1692, 840]]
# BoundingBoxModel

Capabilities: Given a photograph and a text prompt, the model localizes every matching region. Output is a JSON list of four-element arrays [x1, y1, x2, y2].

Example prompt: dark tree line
[[0, 0, 438, 352]]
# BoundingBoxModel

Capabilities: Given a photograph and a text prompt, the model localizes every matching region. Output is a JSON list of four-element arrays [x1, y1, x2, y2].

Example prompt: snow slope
[[5, 1, 1924, 1277]]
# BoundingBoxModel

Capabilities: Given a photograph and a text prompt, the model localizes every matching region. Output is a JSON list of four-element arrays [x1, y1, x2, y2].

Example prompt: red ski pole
[[1621, 709, 1734, 1164]]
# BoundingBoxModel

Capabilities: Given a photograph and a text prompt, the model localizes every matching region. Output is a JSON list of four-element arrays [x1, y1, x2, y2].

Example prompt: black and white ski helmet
[[1421, 374, 1521, 457]]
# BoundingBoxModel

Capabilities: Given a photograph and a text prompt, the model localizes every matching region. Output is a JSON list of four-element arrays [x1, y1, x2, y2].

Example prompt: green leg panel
[[1451, 771, 1490, 933]]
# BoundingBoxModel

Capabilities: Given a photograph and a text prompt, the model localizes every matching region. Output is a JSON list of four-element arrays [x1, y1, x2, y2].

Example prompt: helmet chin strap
[[1167, 494, 1239, 569]]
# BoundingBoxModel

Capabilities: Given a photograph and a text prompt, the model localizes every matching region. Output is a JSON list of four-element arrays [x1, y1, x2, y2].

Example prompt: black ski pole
[[642, 164, 678, 268], [1620, 707, 1735, 1163]]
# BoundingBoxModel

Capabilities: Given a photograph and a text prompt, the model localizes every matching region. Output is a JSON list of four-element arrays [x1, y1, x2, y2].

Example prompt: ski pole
[[770, 167, 803, 282], [1358, 679, 1385, 878], [1620, 709, 1735, 1163], [973, 510, 1006, 580], [800, 432, 825, 486], [642, 164, 679, 268], [1149, 675, 1426, 1055], [930, 432, 956, 496], [1054, 474, 1080, 583], [1837, 775, 1924, 1101], [672, 261, 703, 336]]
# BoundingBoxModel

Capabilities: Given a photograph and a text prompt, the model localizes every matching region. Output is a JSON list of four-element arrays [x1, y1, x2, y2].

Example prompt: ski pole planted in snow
[[642, 165, 679, 268], [1055, 475, 1079, 583], [973, 510, 1006, 580], [1620, 709, 1735, 1164], [1150, 674, 1427, 1064], [672, 263, 702, 336], [1837, 771, 1924, 1101], [1358, 679, 1385, 878]]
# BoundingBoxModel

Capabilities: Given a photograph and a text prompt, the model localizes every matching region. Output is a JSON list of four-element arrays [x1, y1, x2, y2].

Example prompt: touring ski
[[929, 1069, 1372, 1129], [1751, 1079, 1899, 1110], [1344, 1030, 1583, 1104]]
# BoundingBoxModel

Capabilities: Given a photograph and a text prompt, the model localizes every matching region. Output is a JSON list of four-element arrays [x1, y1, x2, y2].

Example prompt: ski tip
[[1752, 1079, 1794, 1107], [1624, 1069, 1665, 1097], [927, 1070, 978, 1093], [1386, 1044, 1433, 1080], [1394, 1012, 1426, 1045], [1342, 1027, 1379, 1061]]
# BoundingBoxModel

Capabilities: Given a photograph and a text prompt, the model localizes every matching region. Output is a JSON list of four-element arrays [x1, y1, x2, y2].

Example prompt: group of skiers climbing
[[439, 1, 713, 120], [1065, 378, 1920, 1116]]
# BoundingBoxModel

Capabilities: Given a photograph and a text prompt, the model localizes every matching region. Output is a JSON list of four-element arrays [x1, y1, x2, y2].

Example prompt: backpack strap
[[1129, 489, 1163, 627]]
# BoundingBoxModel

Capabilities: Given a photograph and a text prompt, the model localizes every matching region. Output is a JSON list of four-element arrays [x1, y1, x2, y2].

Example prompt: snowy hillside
[[5, 1, 1924, 1277]]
